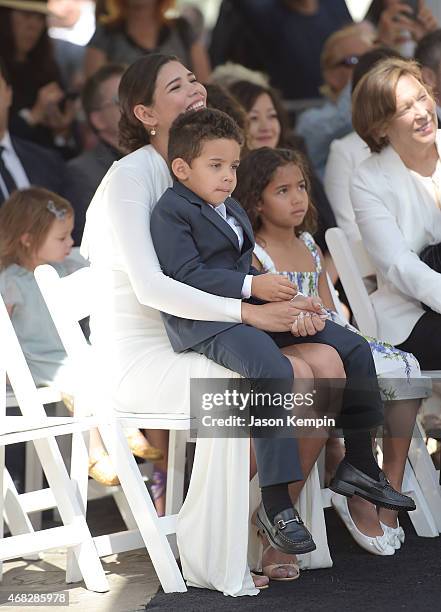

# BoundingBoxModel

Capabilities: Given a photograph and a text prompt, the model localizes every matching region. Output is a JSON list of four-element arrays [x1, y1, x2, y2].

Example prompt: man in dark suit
[[62, 64, 125, 244], [0, 58, 64, 206], [210, 0, 352, 100], [151, 108, 414, 558]]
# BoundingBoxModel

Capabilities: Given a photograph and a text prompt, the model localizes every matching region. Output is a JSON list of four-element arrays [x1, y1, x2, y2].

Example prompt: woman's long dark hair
[[118, 53, 178, 152], [205, 82, 247, 131], [0, 7, 59, 93]]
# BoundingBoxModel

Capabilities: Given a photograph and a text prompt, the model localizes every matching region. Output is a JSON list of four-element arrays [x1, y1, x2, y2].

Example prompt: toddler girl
[[0, 187, 162, 488], [235, 147, 423, 556]]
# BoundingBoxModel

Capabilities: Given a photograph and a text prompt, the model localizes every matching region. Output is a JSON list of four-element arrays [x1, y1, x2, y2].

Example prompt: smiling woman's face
[[148, 60, 207, 133], [385, 74, 437, 155], [246, 93, 281, 150]]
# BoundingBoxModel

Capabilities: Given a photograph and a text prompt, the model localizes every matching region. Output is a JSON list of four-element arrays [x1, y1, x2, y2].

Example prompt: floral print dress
[[254, 232, 429, 401]]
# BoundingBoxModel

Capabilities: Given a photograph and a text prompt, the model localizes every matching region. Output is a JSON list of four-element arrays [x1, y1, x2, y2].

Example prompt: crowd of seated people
[[1, 0, 441, 595]]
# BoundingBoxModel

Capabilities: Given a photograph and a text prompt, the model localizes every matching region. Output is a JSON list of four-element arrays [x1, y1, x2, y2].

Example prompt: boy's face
[[172, 138, 241, 206]]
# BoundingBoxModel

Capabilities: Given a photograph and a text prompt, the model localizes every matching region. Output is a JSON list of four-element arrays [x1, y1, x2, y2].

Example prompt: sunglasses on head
[[332, 55, 360, 68]]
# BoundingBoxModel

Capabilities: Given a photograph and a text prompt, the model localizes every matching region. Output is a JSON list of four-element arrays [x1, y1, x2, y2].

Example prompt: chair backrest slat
[[0, 295, 48, 422], [56, 267, 94, 322], [34, 265, 99, 416], [325, 227, 378, 337]]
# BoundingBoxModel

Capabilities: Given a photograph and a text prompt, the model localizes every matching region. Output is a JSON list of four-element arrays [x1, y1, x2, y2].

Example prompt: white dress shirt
[[211, 202, 253, 299], [409, 159, 441, 211], [0, 132, 30, 200]]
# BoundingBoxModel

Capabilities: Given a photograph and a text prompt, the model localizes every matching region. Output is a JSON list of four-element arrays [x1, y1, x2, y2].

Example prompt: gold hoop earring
[[150, 128, 157, 136]]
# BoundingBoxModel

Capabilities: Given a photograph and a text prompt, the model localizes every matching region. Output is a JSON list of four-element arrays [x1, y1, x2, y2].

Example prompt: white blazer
[[350, 130, 441, 346]]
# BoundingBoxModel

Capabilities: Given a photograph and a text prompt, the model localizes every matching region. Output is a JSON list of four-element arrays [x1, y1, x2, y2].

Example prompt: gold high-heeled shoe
[[61, 392, 75, 414], [125, 429, 164, 461], [88, 451, 120, 486], [251, 572, 270, 589], [260, 541, 300, 581], [252, 512, 300, 582]]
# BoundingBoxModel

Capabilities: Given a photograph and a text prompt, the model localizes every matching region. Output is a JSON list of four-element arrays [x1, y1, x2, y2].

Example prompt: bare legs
[[252, 344, 345, 578], [346, 399, 419, 537], [252, 344, 419, 560], [282, 343, 346, 504], [144, 429, 169, 516], [250, 353, 315, 579], [379, 399, 420, 528]]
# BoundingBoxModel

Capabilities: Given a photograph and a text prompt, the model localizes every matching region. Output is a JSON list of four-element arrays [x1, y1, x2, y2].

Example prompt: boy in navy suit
[[150, 108, 414, 557]]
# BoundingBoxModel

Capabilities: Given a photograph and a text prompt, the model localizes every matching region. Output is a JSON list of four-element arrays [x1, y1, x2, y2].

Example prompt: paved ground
[[2, 441, 440, 611], [149, 510, 441, 612], [1, 497, 160, 612], [3, 491, 441, 612]]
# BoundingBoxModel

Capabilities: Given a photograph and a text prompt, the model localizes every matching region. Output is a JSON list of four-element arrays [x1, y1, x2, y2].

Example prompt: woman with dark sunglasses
[[295, 23, 373, 178]]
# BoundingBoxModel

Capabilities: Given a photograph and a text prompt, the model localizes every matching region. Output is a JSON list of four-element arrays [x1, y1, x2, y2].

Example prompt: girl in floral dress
[[235, 146, 426, 557]]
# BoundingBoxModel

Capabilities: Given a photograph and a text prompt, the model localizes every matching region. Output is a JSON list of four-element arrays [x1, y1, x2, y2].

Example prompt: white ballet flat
[[331, 493, 395, 556], [379, 521, 405, 550]]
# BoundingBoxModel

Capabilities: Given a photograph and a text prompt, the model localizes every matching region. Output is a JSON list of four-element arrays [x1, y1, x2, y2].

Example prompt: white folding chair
[[34, 263, 190, 593], [5, 246, 88, 529], [326, 227, 441, 535], [0, 294, 108, 592], [35, 263, 338, 583], [6, 386, 68, 532]]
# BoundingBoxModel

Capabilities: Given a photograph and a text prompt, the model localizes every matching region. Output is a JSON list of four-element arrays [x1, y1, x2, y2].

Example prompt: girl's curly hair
[[234, 147, 317, 236]]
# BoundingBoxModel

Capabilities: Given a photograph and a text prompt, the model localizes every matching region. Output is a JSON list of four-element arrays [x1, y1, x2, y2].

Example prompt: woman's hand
[[290, 293, 328, 336], [290, 311, 326, 337], [410, 0, 439, 41], [29, 81, 65, 126], [290, 293, 327, 315], [377, 0, 438, 47], [242, 296, 327, 334], [44, 97, 77, 135], [377, 2, 414, 47]]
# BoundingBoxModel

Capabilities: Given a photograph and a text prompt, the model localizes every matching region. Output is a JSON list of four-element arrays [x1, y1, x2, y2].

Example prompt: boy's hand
[[251, 273, 297, 302]]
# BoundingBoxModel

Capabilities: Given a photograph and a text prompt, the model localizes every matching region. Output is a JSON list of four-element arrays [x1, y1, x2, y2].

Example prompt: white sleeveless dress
[[81, 147, 331, 596]]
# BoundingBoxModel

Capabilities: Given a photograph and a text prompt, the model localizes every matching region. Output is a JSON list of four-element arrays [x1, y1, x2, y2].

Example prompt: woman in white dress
[[81, 54, 357, 594]]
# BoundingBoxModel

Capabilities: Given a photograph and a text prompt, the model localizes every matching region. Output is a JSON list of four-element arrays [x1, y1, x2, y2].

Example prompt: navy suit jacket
[[150, 180, 255, 353], [11, 136, 65, 195]]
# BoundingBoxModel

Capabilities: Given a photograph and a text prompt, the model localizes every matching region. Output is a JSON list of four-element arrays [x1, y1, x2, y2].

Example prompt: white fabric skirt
[[92, 289, 331, 596]]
